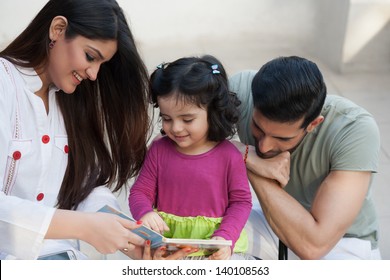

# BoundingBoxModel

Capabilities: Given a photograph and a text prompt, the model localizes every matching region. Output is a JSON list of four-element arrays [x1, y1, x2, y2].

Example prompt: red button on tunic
[[64, 145, 69, 154], [13, 151, 21, 160], [36, 193, 44, 201], [42, 135, 50, 144]]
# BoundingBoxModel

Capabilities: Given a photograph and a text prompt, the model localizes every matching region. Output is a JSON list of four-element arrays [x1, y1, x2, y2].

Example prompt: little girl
[[129, 55, 252, 260]]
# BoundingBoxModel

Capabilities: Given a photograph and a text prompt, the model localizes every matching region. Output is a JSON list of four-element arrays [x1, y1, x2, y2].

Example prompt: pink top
[[129, 137, 252, 245]]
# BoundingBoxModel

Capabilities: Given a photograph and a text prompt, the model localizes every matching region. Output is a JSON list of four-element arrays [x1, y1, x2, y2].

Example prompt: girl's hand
[[140, 212, 170, 234], [208, 236, 231, 260]]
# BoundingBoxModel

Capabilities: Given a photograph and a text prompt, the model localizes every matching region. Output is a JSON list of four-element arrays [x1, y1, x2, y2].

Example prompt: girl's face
[[47, 35, 117, 93], [158, 95, 211, 155]]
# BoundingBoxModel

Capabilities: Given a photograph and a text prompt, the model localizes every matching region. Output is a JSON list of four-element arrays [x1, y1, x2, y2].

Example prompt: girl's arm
[[212, 148, 252, 248], [129, 141, 159, 220]]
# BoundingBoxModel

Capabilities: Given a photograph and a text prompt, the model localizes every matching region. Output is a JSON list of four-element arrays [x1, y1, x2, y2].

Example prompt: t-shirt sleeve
[[331, 113, 380, 173], [229, 71, 257, 146]]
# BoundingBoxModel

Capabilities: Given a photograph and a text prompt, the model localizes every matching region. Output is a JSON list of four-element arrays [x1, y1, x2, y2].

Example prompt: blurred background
[[1, 0, 389, 259]]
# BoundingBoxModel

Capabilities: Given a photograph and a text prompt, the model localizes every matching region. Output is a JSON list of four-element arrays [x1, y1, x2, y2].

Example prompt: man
[[230, 56, 381, 259]]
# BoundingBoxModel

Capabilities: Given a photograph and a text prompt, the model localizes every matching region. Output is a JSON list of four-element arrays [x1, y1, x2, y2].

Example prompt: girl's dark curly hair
[[150, 55, 240, 142]]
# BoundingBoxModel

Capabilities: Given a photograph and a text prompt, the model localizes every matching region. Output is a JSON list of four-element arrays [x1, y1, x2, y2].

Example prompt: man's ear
[[306, 115, 324, 133], [49, 16, 68, 41]]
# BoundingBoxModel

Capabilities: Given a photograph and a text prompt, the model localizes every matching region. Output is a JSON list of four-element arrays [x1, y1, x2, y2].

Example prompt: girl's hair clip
[[211, 64, 220, 74], [156, 62, 168, 70]]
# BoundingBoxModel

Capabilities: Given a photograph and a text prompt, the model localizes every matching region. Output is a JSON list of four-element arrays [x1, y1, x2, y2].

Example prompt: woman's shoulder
[[0, 58, 23, 79], [0, 58, 41, 93], [0, 58, 17, 98], [0, 58, 14, 79]]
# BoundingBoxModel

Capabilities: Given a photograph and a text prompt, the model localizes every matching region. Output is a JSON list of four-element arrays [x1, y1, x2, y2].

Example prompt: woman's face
[[47, 35, 117, 93]]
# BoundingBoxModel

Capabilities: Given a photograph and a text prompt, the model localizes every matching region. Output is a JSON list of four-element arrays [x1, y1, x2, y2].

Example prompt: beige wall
[[1, 0, 389, 73]]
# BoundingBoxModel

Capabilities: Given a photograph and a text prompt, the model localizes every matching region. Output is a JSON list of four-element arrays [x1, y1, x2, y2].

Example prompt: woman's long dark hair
[[0, 0, 151, 209]]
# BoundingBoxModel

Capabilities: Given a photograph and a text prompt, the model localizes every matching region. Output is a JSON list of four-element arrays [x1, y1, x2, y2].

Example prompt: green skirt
[[158, 211, 248, 256]]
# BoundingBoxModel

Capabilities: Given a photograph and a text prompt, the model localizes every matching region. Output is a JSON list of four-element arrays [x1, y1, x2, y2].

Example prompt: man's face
[[251, 109, 307, 159]]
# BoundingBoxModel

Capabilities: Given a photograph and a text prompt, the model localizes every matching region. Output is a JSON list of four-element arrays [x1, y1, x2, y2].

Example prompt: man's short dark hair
[[251, 56, 327, 128]]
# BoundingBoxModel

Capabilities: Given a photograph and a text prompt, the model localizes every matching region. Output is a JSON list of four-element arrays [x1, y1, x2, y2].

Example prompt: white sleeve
[[0, 192, 56, 259], [0, 61, 13, 190], [76, 186, 120, 212]]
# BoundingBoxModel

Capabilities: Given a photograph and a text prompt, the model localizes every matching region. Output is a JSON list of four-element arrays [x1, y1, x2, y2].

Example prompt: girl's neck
[[175, 140, 219, 156]]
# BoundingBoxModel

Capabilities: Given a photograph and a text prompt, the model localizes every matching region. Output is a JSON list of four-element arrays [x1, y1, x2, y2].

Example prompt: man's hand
[[253, 151, 290, 187], [231, 140, 290, 187]]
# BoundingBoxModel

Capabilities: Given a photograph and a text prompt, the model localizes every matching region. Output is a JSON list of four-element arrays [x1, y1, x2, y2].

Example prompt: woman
[[0, 0, 192, 260]]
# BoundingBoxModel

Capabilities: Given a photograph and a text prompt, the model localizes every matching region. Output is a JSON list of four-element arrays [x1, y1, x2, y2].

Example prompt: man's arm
[[248, 169, 371, 259]]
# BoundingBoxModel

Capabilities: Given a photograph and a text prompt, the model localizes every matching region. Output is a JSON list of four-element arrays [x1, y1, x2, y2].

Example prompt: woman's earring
[[160, 129, 166, 135], [49, 40, 56, 49]]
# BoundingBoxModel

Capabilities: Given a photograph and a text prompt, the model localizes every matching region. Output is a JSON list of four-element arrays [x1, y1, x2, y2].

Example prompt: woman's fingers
[[126, 231, 145, 247], [142, 240, 152, 260]]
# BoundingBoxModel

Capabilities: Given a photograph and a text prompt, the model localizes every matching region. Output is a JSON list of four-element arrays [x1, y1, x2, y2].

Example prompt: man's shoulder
[[229, 70, 258, 80], [318, 95, 379, 145], [228, 70, 257, 106], [229, 70, 257, 89], [323, 95, 376, 123]]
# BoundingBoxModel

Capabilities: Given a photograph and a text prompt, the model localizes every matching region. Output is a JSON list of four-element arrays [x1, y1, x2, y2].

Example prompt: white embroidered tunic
[[0, 58, 118, 259]]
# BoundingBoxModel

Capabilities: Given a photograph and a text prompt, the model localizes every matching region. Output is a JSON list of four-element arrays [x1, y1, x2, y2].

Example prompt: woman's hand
[[208, 236, 231, 260], [140, 212, 170, 235], [83, 212, 146, 254], [47, 210, 145, 255]]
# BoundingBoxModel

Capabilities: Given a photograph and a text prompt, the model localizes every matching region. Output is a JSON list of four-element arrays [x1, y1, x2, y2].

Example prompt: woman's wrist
[[46, 209, 87, 240]]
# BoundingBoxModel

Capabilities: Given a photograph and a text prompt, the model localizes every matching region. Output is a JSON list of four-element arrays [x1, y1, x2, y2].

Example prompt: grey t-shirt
[[229, 70, 380, 248]]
